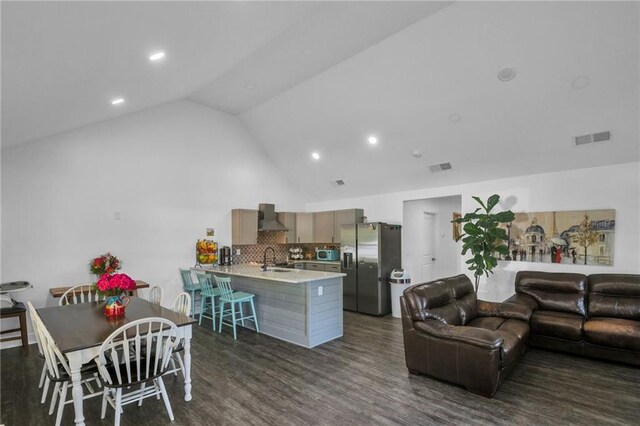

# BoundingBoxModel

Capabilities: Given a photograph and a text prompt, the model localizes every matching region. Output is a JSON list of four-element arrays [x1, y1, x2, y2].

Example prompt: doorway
[[402, 195, 462, 284], [421, 212, 436, 282]]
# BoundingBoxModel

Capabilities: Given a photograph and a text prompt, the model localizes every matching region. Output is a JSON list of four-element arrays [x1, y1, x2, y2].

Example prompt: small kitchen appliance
[[316, 248, 339, 261], [219, 246, 232, 266]]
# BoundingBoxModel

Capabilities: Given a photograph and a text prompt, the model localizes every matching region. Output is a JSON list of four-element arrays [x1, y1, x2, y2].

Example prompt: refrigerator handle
[[343, 252, 353, 269]]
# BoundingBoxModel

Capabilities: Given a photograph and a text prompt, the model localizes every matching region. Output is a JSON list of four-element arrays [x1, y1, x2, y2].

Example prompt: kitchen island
[[198, 265, 345, 348]]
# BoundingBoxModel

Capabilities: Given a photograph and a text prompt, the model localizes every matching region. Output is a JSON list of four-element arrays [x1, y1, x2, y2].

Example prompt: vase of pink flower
[[95, 273, 136, 318]]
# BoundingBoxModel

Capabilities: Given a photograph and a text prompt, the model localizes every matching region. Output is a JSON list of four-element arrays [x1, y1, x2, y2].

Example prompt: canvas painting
[[499, 209, 615, 266]]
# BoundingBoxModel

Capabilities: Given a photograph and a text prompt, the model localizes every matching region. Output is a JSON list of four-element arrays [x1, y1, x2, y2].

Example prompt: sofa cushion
[[403, 281, 461, 325], [588, 274, 640, 320], [444, 275, 477, 324], [583, 318, 640, 351], [530, 310, 584, 341], [515, 271, 587, 316], [467, 317, 529, 367]]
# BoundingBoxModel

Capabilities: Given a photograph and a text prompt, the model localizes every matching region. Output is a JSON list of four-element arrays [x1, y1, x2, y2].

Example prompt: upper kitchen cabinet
[[295, 212, 314, 243], [231, 209, 258, 245], [276, 212, 296, 244], [313, 211, 335, 243], [334, 209, 365, 241]]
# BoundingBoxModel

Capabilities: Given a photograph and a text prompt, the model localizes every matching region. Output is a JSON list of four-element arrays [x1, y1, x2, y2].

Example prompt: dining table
[[37, 297, 196, 426]]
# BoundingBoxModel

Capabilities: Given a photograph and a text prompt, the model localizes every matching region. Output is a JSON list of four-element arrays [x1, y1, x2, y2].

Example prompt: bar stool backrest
[[214, 276, 233, 299], [179, 269, 198, 291], [195, 272, 216, 296]]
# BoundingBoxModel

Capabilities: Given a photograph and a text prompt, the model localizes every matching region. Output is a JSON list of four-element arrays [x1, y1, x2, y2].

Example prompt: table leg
[[183, 326, 192, 402], [67, 352, 86, 426], [18, 311, 29, 355]]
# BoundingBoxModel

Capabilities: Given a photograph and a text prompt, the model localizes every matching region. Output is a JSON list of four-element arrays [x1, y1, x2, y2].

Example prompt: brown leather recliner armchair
[[400, 274, 532, 397]]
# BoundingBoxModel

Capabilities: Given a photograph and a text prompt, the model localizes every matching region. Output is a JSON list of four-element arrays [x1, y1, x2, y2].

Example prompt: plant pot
[[104, 295, 130, 318]]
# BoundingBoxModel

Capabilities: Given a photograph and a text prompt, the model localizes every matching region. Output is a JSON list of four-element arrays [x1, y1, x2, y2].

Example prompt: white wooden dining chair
[[29, 303, 102, 426], [26, 301, 51, 404], [95, 317, 178, 425], [147, 286, 164, 306], [165, 293, 191, 379], [59, 284, 106, 306]]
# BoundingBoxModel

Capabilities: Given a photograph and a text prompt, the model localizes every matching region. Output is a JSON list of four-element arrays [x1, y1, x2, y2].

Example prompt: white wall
[[403, 196, 462, 283], [1, 100, 304, 347], [306, 162, 640, 301]]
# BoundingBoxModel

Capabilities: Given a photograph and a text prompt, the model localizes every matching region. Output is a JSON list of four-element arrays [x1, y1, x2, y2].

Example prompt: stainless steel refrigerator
[[340, 222, 402, 315]]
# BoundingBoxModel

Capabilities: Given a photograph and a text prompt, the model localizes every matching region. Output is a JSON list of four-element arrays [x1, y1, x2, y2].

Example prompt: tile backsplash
[[232, 232, 339, 264]]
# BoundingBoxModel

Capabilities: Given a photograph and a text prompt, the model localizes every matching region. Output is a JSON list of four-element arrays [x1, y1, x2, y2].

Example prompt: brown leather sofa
[[400, 274, 532, 397], [506, 271, 640, 366]]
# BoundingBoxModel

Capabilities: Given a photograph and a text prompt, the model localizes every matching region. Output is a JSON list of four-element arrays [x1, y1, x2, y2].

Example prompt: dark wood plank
[[48, 280, 150, 298], [36, 297, 196, 353], [2, 312, 639, 425]]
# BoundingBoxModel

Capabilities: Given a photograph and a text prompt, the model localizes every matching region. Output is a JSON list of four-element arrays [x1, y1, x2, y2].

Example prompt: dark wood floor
[[2, 312, 639, 425]]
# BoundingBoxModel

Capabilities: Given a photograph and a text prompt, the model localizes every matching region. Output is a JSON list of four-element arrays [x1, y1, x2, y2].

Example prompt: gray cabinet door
[[314, 211, 335, 243], [325, 264, 341, 273], [231, 209, 258, 245], [295, 212, 314, 243], [334, 209, 364, 241], [306, 262, 323, 271], [276, 212, 296, 244]]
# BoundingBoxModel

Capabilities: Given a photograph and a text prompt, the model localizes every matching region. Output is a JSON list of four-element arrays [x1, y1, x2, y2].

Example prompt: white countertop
[[196, 264, 345, 284]]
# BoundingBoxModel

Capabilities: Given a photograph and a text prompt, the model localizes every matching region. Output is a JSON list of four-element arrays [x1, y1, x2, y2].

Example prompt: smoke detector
[[429, 162, 452, 172], [411, 149, 422, 158], [571, 75, 590, 90], [574, 131, 611, 146], [448, 113, 462, 123], [497, 67, 517, 82]]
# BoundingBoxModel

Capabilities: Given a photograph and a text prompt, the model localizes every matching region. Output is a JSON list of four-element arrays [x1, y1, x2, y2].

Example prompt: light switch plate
[[318, 286, 323, 296]]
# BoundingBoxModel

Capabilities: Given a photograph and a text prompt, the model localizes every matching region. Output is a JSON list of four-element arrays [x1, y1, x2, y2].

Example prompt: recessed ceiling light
[[448, 113, 462, 123], [571, 75, 590, 90], [368, 136, 378, 145], [148, 51, 166, 61], [311, 152, 320, 160], [245, 84, 255, 90], [497, 67, 517, 82], [111, 98, 125, 105], [303, 49, 313, 56]]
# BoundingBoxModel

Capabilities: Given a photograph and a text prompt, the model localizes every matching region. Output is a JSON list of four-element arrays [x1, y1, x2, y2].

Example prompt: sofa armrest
[[414, 319, 503, 350], [477, 300, 533, 321], [504, 293, 539, 312]]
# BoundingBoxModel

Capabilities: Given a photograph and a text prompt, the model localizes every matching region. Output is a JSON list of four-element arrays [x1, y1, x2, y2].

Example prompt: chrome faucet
[[262, 246, 276, 271]]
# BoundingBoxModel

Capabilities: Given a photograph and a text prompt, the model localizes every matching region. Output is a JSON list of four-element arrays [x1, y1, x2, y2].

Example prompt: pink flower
[[95, 273, 136, 295]]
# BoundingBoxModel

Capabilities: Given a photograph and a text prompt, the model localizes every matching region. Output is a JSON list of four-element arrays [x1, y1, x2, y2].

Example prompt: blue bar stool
[[196, 272, 220, 331], [215, 275, 259, 340], [179, 269, 201, 318]]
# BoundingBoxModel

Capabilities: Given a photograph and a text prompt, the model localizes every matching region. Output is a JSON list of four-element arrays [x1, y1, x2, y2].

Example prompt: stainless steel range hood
[[258, 203, 288, 232]]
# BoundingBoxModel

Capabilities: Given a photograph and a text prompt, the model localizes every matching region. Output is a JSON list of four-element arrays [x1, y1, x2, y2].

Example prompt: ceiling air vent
[[574, 131, 611, 146], [429, 162, 452, 172], [330, 179, 345, 187]]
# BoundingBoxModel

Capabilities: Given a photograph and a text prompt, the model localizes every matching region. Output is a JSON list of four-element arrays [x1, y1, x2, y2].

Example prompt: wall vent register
[[429, 162, 452, 172], [574, 131, 611, 146]]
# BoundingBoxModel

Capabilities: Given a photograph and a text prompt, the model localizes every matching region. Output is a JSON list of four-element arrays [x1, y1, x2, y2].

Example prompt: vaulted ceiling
[[2, 1, 638, 201]]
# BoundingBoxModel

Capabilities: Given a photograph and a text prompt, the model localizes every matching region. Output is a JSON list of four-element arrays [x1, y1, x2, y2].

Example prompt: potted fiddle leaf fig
[[453, 194, 515, 293]]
